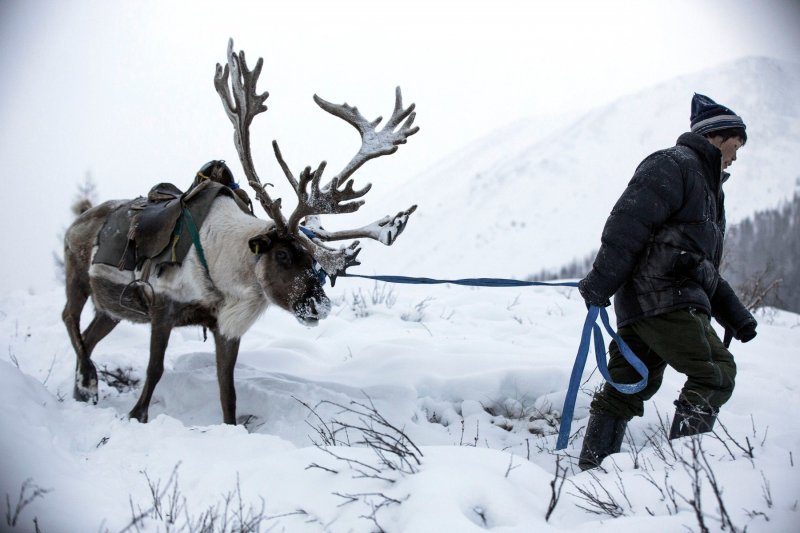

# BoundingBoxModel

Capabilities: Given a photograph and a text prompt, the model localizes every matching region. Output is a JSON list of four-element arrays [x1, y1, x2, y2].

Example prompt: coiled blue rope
[[341, 272, 648, 450]]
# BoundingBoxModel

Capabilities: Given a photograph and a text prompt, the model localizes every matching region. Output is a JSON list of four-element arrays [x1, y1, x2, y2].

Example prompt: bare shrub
[[5, 479, 51, 529], [98, 365, 141, 393], [120, 464, 268, 533], [569, 469, 626, 518], [297, 394, 422, 532], [401, 297, 434, 322], [300, 395, 423, 476], [545, 455, 568, 522], [345, 282, 398, 319], [735, 262, 783, 312]]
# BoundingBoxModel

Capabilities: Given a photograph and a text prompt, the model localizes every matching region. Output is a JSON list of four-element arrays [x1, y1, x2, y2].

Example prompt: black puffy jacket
[[580, 133, 754, 335]]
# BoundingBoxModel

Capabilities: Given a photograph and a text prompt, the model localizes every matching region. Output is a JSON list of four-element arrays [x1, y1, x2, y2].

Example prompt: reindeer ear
[[248, 234, 272, 254]]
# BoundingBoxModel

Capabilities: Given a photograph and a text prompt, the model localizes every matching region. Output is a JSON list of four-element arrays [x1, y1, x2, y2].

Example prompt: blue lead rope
[[555, 305, 648, 450], [341, 273, 579, 288], [341, 273, 648, 451]]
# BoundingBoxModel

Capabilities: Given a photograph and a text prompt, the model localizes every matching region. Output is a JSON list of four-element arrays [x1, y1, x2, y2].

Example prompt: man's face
[[707, 135, 744, 170]]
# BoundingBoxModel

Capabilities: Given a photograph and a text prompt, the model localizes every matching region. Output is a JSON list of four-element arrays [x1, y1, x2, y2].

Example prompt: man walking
[[577, 93, 758, 471]]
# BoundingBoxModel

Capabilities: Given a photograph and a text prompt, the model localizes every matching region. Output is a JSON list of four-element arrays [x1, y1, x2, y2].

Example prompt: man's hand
[[578, 278, 611, 308], [736, 318, 757, 343]]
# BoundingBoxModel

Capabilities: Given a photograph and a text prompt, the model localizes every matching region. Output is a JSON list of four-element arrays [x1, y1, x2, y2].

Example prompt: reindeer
[[62, 39, 419, 424]]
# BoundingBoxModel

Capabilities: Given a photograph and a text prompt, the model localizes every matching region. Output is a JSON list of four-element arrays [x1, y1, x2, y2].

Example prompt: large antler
[[214, 39, 361, 277], [214, 39, 418, 279], [277, 88, 419, 244], [214, 39, 287, 229], [273, 141, 372, 234], [301, 206, 418, 246], [314, 86, 419, 187]]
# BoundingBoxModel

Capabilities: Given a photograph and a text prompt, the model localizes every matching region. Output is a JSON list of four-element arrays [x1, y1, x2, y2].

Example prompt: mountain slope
[[357, 57, 800, 280]]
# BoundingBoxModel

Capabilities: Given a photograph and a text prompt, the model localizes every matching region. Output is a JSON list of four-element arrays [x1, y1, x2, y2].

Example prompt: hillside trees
[[722, 193, 800, 313], [535, 193, 800, 314]]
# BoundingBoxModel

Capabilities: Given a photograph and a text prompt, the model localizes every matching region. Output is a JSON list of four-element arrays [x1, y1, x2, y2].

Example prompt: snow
[[2, 281, 799, 532], [1, 57, 799, 532]]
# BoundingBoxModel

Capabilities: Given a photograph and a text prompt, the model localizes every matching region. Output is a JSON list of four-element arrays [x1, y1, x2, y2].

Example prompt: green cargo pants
[[590, 307, 736, 420]]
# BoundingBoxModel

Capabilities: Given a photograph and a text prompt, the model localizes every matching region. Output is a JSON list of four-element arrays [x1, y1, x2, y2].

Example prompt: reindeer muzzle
[[293, 291, 331, 326]]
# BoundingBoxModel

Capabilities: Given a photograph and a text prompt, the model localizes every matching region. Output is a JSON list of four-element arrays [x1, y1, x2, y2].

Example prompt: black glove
[[735, 319, 757, 343], [711, 279, 755, 341], [578, 278, 610, 308]]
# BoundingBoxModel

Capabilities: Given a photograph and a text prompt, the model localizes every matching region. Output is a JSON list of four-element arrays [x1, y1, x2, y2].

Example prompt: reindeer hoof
[[73, 384, 99, 404], [74, 368, 99, 404], [128, 408, 148, 424]]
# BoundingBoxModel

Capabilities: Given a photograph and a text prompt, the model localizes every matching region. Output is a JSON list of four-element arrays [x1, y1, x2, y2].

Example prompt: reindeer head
[[248, 228, 330, 325], [213, 39, 418, 321]]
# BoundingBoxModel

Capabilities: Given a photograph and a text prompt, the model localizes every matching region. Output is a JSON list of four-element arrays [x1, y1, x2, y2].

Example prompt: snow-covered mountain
[[358, 57, 800, 280]]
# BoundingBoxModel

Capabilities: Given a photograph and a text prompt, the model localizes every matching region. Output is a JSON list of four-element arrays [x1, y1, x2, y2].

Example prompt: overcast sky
[[1, 0, 798, 292]]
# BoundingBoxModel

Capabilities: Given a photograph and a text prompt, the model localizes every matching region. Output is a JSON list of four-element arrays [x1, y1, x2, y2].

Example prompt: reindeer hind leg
[[62, 277, 99, 403], [78, 312, 121, 399], [83, 313, 119, 356]]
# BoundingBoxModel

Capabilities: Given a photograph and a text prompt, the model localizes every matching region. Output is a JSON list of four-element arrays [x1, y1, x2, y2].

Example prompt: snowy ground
[[1, 279, 798, 532]]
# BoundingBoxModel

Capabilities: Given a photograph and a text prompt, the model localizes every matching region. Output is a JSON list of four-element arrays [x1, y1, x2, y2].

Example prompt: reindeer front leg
[[214, 332, 240, 424], [128, 322, 172, 423]]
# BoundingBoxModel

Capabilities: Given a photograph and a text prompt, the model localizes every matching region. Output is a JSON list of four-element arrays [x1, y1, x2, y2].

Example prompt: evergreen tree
[[722, 193, 799, 312]]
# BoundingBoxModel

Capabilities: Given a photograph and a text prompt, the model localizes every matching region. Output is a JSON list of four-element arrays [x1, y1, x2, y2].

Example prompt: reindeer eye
[[275, 249, 290, 264]]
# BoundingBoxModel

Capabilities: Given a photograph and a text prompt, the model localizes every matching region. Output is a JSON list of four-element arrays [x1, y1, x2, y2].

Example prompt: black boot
[[578, 413, 627, 471], [669, 400, 717, 439]]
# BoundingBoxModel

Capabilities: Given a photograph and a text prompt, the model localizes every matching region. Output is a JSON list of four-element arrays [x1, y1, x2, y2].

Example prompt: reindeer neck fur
[[198, 197, 273, 339], [88, 196, 272, 339]]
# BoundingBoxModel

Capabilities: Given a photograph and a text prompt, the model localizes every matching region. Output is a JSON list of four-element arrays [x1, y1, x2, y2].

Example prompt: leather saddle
[[93, 179, 248, 275]]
